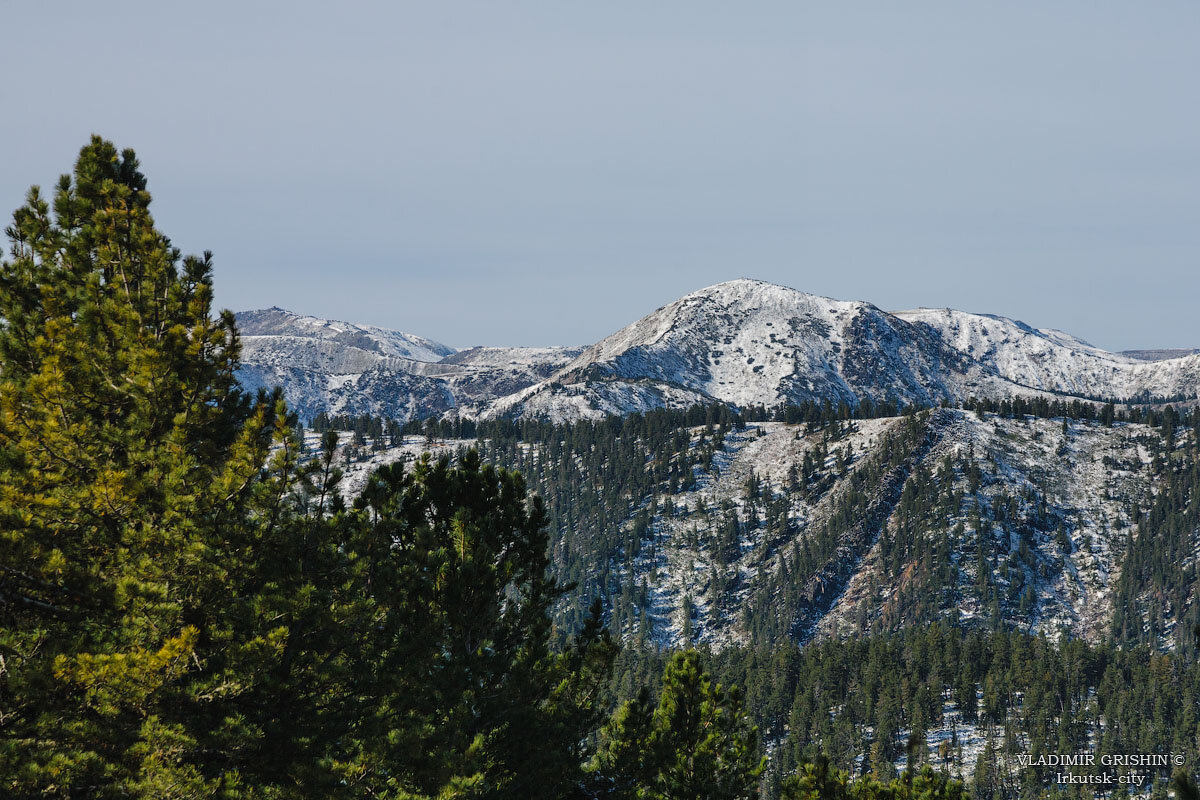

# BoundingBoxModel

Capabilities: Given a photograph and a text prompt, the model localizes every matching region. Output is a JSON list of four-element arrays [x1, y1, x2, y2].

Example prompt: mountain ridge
[[235, 279, 1199, 423]]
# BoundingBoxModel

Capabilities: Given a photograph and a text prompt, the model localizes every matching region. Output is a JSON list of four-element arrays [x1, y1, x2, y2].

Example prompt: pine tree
[[0, 137, 625, 800], [589, 688, 658, 799], [329, 451, 618, 798], [590, 650, 764, 800], [781, 755, 852, 800], [0, 137, 303, 796], [780, 754, 966, 799]]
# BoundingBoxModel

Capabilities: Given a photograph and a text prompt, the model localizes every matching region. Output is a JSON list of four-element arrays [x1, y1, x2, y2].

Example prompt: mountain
[[236, 280, 1198, 423], [234, 307, 580, 421], [895, 306, 1200, 401], [237, 307, 456, 364], [475, 280, 1198, 420], [481, 281, 987, 420], [1122, 347, 1200, 361]]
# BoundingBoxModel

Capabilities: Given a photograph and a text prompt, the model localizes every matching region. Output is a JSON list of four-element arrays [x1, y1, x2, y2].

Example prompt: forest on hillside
[[326, 398, 1200, 798]]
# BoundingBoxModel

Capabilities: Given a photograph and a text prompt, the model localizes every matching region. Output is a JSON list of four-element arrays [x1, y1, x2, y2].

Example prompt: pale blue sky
[[3, 2, 1197, 350]]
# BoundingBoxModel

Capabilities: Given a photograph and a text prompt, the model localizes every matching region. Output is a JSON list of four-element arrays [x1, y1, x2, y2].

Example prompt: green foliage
[[0, 135, 292, 797], [324, 451, 617, 798], [781, 756, 966, 800], [590, 650, 764, 800], [677, 625, 1197, 797], [0, 138, 621, 800]]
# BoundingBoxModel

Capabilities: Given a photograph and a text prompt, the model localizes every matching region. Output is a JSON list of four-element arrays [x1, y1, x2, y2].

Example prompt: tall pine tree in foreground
[[320, 452, 618, 798], [0, 135, 302, 796], [0, 137, 617, 799]]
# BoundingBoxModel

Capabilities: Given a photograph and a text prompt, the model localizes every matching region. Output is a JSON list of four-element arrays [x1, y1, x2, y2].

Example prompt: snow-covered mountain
[[235, 280, 1198, 423], [477, 280, 1197, 421], [481, 281, 984, 420], [895, 306, 1200, 401], [234, 307, 581, 421], [238, 307, 456, 365]]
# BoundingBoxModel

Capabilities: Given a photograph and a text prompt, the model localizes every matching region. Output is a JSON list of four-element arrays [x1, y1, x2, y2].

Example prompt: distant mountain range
[[235, 279, 1199, 422], [1121, 347, 1200, 361]]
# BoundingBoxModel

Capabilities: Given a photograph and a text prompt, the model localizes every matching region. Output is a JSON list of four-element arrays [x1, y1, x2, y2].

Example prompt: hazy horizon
[[3, 2, 1197, 351]]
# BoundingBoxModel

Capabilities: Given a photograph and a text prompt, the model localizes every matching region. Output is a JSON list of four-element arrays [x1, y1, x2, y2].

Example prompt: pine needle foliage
[[0, 137, 618, 799], [0, 135, 295, 797]]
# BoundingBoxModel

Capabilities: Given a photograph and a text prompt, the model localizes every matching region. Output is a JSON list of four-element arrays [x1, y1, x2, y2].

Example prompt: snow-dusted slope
[[235, 280, 1198, 423], [895, 307, 1200, 400], [442, 346, 581, 371], [238, 307, 455, 364], [562, 279, 875, 406], [235, 308, 581, 422], [312, 408, 1180, 651], [478, 280, 1008, 420], [1123, 348, 1200, 361]]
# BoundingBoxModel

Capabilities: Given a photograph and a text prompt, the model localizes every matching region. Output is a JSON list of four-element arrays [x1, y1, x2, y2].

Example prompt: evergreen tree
[[329, 451, 616, 798], [0, 136, 300, 796], [0, 137, 619, 800], [781, 757, 966, 800], [591, 650, 764, 800]]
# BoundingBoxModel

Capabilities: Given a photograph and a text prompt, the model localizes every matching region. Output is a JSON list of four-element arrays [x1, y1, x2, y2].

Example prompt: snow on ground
[[301, 409, 1169, 655], [818, 411, 1157, 644], [617, 419, 901, 648], [300, 431, 474, 499]]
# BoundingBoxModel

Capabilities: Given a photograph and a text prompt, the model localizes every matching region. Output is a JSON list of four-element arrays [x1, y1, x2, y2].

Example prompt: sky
[[2, 2, 1197, 351]]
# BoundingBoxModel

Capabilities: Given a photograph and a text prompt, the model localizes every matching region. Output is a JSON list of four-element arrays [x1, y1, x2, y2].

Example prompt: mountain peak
[[685, 278, 845, 306]]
